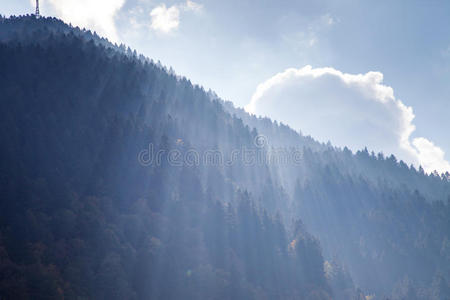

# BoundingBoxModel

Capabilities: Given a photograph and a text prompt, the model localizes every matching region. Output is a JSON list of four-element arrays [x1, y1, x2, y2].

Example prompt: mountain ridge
[[0, 15, 449, 300]]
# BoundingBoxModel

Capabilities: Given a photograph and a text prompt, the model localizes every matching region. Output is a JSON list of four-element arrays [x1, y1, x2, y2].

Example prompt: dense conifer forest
[[0, 16, 449, 299]]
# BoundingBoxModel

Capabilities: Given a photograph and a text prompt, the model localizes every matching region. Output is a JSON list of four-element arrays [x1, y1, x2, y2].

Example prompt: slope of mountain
[[223, 101, 450, 201], [0, 15, 339, 300], [0, 15, 449, 300]]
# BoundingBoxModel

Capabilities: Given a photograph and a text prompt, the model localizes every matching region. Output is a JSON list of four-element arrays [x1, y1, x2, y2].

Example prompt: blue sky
[[2, 0, 450, 172]]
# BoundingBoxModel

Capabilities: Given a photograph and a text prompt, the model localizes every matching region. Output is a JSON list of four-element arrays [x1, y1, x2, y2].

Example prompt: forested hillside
[[0, 15, 449, 299], [0, 15, 344, 300], [223, 82, 450, 299]]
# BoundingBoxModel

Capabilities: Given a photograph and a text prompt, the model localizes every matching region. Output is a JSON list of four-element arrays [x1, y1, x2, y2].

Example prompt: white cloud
[[150, 4, 180, 33], [44, 0, 125, 42], [412, 138, 450, 174], [150, 1, 202, 34], [246, 66, 450, 174], [186, 0, 203, 12]]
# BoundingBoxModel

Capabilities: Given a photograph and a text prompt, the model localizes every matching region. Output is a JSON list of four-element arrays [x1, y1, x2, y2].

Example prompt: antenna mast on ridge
[[35, 0, 40, 18]]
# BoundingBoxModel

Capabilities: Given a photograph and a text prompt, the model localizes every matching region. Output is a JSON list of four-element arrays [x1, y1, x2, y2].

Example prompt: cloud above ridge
[[45, 0, 126, 42], [150, 1, 203, 34], [150, 4, 181, 33], [246, 66, 450, 174]]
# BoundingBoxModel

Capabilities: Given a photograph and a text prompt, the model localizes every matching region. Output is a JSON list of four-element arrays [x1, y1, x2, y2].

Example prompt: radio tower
[[35, 0, 40, 18]]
